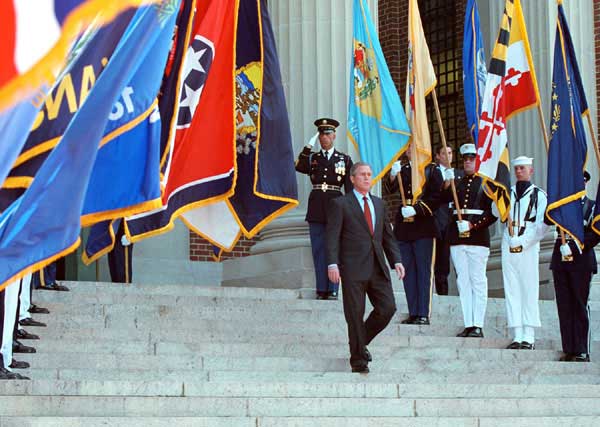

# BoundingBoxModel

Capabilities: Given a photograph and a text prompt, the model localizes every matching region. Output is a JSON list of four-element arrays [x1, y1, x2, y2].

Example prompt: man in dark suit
[[327, 162, 405, 373]]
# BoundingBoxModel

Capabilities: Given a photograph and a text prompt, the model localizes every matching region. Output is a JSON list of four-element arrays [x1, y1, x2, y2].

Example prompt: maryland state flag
[[125, 0, 239, 242], [347, 0, 410, 184], [184, 0, 299, 254], [405, 0, 437, 201], [547, 0, 589, 246], [475, 0, 541, 222]]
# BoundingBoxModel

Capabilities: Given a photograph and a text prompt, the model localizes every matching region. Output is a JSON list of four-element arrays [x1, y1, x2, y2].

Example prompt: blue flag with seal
[[0, 1, 180, 291], [347, 0, 411, 184], [462, 0, 487, 146], [546, 0, 589, 248]]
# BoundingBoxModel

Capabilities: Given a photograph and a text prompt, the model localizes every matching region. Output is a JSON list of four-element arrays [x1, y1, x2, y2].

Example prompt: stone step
[[17, 341, 563, 361], [0, 396, 598, 417], [14, 348, 565, 371], [2, 380, 600, 399], [34, 316, 592, 341], [2, 417, 600, 427]]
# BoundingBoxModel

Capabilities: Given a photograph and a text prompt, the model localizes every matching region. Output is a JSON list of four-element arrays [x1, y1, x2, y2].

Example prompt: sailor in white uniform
[[501, 156, 548, 349]]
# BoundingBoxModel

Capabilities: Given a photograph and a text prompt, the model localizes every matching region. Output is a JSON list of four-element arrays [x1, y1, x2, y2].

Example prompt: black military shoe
[[456, 327, 473, 337], [41, 282, 69, 291], [520, 341, 535, 350], [413, 317, 430, 325], [28, 304, 50, 314], [467, 327, 484, 338], [506, 341, 521, 349], [328, 292, 338, 300], [9, 359, 30, 369], [401, 316, 417, 324], [572, 353, 590, 362], [19, 318, 46, 327], [0, 366, 20, 380], [559, 353, 574, 362], [316, 292, 328, 300], [364, 347, 372, 362], [351, 365, 369, 374], [16, 329, 39, 340], [12, 340, 36, 354]]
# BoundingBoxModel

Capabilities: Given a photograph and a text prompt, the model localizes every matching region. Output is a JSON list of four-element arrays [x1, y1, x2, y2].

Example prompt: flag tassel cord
[[430, 88, 464, 222], [585, 114, 600, 170]]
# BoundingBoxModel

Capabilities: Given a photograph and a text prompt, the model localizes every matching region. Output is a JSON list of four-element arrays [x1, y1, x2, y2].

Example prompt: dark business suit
[[327, 191, 402, 368]]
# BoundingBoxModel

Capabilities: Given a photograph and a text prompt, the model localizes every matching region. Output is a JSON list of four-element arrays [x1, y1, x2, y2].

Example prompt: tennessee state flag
[[405, 0, 437, 201], [125, 0, 239, 242], [475, 0, 541, 221]]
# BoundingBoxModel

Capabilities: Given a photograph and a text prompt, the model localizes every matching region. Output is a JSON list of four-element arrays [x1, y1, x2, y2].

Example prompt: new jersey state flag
[[475, 0, 541, 221], [347, 0, 410, 184], [0, 2, 180, 291], [125, 0, 239, 242], [406, 0, 437, 201], [546, 0, 589, 246]]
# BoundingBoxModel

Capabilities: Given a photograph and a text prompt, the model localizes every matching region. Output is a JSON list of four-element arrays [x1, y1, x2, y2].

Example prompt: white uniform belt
[[453, 209, 484, 215], [313, 184, 341, 192]]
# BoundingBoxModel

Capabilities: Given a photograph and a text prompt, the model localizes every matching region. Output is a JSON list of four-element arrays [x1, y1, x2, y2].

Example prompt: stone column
[[222, 0, 378, 289]]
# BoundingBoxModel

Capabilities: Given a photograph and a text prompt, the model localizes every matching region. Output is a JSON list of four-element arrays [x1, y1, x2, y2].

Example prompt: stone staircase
[[1, 279, 600, 426]]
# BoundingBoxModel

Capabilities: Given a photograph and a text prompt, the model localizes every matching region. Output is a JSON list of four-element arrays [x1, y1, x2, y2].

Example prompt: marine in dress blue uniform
[[295, 118, 353, 299], [548, 172, 600, 362], [387, 155, 443, 324]]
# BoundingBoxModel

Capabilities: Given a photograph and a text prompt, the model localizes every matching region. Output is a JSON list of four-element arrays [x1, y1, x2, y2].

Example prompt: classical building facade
[[74, 0, 599, 291]]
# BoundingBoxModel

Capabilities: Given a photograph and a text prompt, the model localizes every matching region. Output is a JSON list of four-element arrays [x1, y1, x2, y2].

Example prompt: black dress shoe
[[328, 292, 338, 300], [467, 327, 484, 338], [16, 329, 39, 340], [19, 318, 46, 327], [559, 353, 574, 362], [9, 359, 30, 369], [520, 341, 535, 350], [12, 340, 36, 354], [456, 327, 473, 337], [364, 347, 372, 362], [316, 292, 328, 300], [41, 282, 69, 291], [351, 365, 369, 373], [401, 316, 417, 324], [506, 341, 521, 349], [572, 353, 590, 362], [0, 366, 28, 380], [413, 317, 430, 325], [28, 304, 50, 314]]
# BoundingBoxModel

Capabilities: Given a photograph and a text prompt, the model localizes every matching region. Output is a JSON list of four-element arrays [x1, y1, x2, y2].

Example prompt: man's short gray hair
[[350, 161, 372, 176]]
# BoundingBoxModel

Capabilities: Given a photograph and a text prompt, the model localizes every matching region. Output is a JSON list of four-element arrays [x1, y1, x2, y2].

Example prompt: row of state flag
[[0, 0, 298, 290], [349, 0, 596, 249]]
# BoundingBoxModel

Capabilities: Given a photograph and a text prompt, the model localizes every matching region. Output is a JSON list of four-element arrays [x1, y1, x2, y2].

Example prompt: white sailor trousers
[[1, 279, 20, 369], [451, 244, 489, 328], [501, 241, 541, 328]]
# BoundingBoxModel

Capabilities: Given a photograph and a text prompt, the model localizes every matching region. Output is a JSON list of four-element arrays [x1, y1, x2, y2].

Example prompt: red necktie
[[363, 196, 373, 235]]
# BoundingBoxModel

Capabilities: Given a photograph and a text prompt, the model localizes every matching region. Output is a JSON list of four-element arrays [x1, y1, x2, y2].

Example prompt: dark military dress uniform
[[295, 119, 353, 299], [549, 196, 600, 361], [387, 162, 443, 322]]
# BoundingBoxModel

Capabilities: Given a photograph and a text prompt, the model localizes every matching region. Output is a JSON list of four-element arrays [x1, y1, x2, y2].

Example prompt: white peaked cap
[[512, 156, 533, 166], [459, 143, 476, 156]]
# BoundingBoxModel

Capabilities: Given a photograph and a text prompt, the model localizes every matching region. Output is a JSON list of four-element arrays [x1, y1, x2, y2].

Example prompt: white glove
[[121, 234, 131, 247], [401, 206, 416, 218], [307, 132, 319, 148], [390, 161, 402, 177], [509, 236, 522, 249], [560, 243, 572, 258], [457, 220, 470, 234], [443, 168, 455, 181]]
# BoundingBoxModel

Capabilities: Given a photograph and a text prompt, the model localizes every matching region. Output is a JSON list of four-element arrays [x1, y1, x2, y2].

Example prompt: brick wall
[[189, 231, 258, 262]]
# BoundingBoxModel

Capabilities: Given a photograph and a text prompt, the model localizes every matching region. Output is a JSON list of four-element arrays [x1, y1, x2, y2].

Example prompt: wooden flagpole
[[431, 88, 464, 225]]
